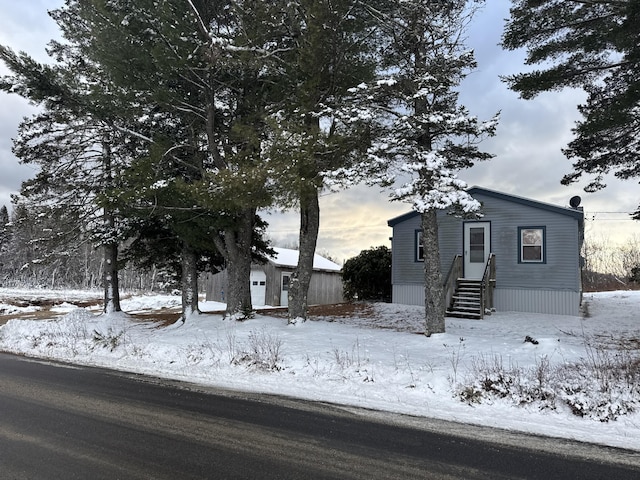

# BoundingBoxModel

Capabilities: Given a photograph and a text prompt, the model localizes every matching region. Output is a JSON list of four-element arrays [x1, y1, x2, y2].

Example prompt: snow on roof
[[270, 247, 341, 272]]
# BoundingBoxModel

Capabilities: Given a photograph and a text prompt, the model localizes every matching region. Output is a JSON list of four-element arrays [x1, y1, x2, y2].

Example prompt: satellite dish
[[569, 196, 582, 208]]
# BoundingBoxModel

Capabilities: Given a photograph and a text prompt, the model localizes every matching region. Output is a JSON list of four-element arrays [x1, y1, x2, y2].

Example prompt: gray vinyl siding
[[390, 214, 424, 284], [468, 192, 581, 292], [389, 188, 583, 315], [389, 213, 463, 284], [436, 214, 463, 277]]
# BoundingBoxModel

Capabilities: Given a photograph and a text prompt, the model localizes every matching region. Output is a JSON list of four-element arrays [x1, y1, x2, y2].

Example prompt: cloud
[[0, 94, 39, 204], [0, 1, 62, 212], [0, 0, 638, 258]]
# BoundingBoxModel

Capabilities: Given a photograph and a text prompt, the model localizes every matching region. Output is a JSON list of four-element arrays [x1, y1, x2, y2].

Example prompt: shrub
[[454, 345, 640, 421], [342, 246, 391, 302]]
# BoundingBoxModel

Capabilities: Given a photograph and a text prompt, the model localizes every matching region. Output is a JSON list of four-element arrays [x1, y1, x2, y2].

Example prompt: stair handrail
[[442, 255, 463, 313], [480, 253, 496, 317]]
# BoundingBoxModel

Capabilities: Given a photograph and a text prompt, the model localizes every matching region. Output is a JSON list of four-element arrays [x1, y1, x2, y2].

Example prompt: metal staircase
[[447, 279, 483, 319]]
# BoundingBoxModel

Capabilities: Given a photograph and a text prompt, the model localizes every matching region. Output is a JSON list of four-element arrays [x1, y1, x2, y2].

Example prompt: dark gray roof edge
[[387, 186, 584, 226], [387, 210, 421, 227], [468, 186, 584, 220]]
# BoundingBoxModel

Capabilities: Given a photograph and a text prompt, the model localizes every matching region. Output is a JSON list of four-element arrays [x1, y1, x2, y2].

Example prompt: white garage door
[[250, 270, 267, 306]]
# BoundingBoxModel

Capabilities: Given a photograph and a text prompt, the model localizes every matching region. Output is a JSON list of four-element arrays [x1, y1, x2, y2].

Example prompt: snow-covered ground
[[1, 289, 639, 451]]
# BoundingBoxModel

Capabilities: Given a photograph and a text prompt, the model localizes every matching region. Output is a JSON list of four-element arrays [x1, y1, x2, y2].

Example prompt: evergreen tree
[[0, 41, 136, 311], [2, 203, 36, 285], [502, 0, 640, 217], [49, 0, 280, 320], [342, 246, 392, 302], [0, 204, 9, 284], [266, 0, 378, 323], [2, 197, 102, 288], [334, 0, 497, 335], [0, 205, 9, 255]]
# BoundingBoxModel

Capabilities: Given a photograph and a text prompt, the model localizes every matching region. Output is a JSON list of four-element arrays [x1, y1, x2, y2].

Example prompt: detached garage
[[205, 247, 344, 307]]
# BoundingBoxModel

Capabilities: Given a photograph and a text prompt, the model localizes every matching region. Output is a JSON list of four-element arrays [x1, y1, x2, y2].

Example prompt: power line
[[586, 211, 635, 214], [269, 223, 388, 234]]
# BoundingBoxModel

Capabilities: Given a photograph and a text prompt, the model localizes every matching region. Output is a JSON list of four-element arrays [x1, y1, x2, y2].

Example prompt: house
[[387, 186, 584, 317], [204, 247, 344, 307]]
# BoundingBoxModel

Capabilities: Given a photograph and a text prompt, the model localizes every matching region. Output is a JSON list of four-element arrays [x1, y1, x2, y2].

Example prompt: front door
[[464, 222, 491, 279], [280, 272, 291, 307]]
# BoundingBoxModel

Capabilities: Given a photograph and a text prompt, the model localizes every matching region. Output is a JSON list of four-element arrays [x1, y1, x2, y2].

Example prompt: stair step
[[448, 278, 489, 319], [452, 296, 480, 303], [447, 310, 482, 319], [453, 294, 480, 300], [451, 305, 481, 312], [449, 304, 481, 310]]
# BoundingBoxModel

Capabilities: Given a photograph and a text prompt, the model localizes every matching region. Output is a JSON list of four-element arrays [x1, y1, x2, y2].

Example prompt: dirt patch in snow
[[264, 302, 374, 320]]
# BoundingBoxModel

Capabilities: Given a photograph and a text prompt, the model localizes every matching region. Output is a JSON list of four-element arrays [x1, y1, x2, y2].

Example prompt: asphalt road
[[0, 353, 638, 479]]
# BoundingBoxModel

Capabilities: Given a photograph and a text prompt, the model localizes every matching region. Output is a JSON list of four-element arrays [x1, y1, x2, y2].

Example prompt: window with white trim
[[519, 227, 545, 263], [416, 230, 424, 261]]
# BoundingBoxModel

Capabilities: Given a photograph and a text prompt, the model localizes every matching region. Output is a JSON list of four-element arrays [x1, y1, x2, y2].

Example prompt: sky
[[1, 288, 640, 454], [1, 1, 639, 263]]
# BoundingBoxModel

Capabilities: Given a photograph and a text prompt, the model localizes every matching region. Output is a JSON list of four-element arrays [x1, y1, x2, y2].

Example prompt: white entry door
[[280, 272, 291, 307], [464, 222, 491, 279]]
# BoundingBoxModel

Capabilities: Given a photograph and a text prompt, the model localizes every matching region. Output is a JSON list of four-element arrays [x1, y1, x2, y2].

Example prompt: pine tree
[[335, 0, 497, 335], [0, 205, 8, 253], [0, 204, 14, 282], [0, 41, 135, 310], [502, 0, 640, 217], [266, 0, 378, 323], [49, 0, 283, 320]]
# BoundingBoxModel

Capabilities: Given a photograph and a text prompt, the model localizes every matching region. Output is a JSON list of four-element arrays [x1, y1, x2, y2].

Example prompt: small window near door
[[415, 230, 424, 262], [519, 227, 545, 263], [469, 227, 486, 263]]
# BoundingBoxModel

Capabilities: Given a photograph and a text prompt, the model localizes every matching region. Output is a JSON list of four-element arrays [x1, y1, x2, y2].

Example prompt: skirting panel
[[494, 288, 581, 316], [393, 284, 581, 316], [392, 284, 424, 306]]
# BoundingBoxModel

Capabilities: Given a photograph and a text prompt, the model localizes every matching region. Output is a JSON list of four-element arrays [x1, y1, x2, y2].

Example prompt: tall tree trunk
[[180, 245, 199, 322], [422, 209, 445, 336], [223, 208, 255, 320], [288, 189, 320, 324], [103, 220, 121, 314], [102, 141, 121, 314]]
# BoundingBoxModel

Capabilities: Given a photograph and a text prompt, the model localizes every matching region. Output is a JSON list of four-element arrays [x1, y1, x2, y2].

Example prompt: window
[[519, 227, 545, 263], [282, 274, 290, 291], [468, 227, 486, 263], [416, 230, 424, 261]]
